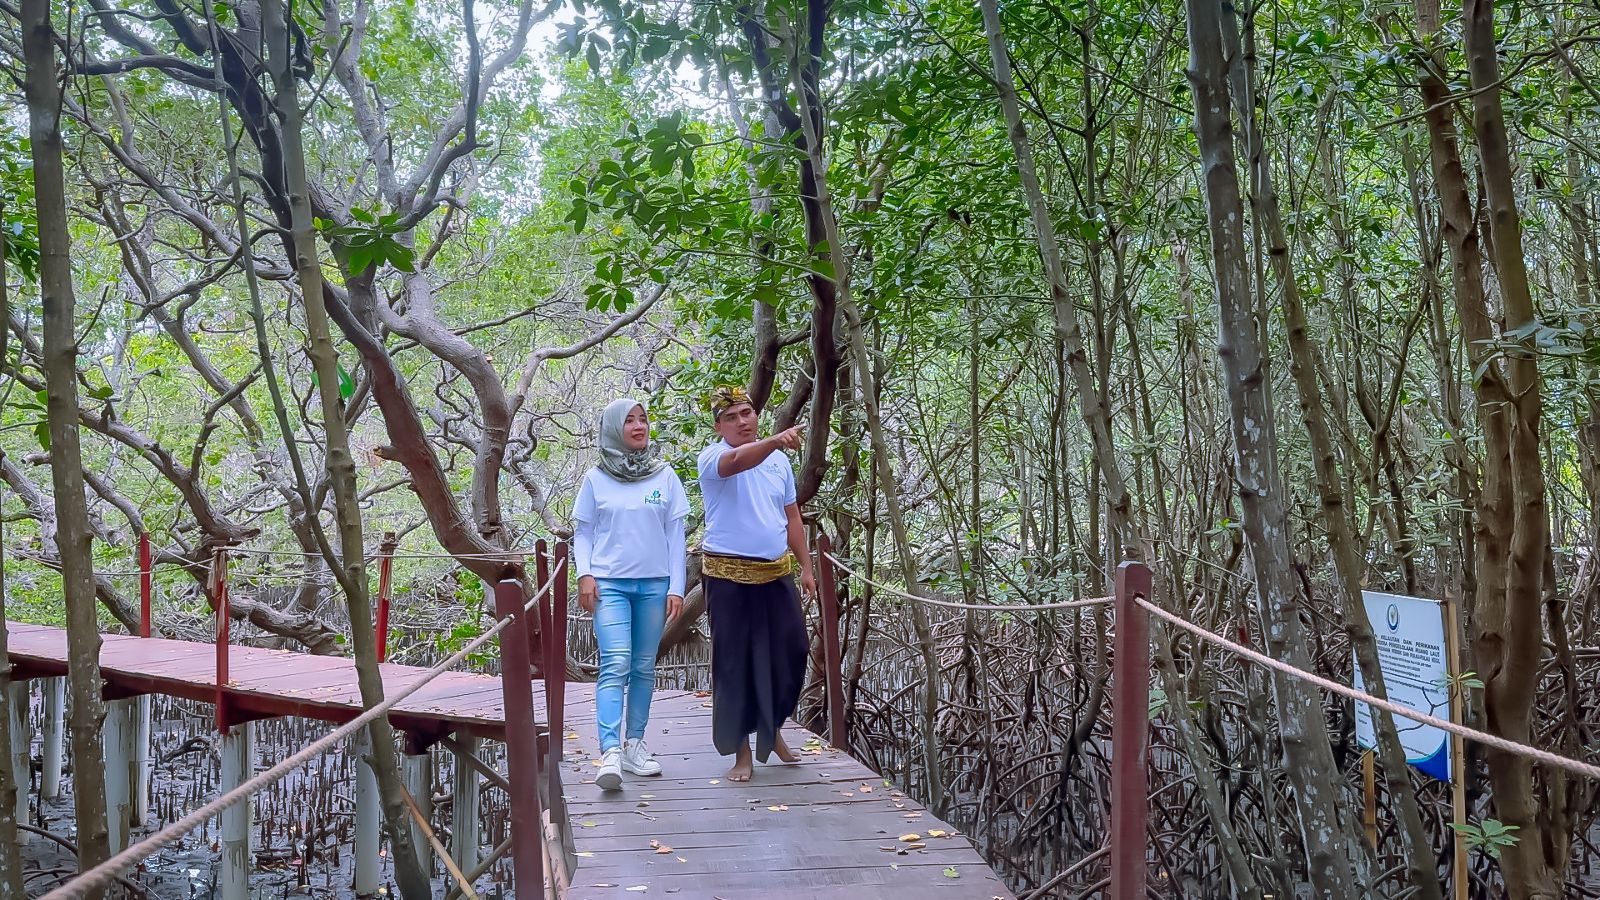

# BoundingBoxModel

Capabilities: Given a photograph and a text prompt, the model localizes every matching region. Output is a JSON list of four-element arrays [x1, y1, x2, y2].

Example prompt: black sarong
[[704, 565, 809, 762]]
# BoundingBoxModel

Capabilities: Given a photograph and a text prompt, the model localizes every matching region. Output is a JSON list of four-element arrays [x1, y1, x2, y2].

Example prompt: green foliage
[[1449, 819, 1521, 860], [0, 132, 40, 284], [316, 209, 417, 274]]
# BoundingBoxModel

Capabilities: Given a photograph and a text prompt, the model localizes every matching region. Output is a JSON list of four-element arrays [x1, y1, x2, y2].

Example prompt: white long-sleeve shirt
[[571, 466, 689, 597]]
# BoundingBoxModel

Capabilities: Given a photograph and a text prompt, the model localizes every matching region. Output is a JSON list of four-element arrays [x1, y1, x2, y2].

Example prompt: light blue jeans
[[593, 577, 669, 752]]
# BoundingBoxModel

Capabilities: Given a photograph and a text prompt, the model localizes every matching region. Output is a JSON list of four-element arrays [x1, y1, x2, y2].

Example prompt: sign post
[[1352, 591, 1464, 900], [1442, 596, 1468, 900]]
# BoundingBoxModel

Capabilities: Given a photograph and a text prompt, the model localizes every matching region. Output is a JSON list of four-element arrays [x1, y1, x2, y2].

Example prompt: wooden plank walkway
[[4, 621, 1013, 898], [5, 621, 519, 742], [555, 690, 1011, 898]]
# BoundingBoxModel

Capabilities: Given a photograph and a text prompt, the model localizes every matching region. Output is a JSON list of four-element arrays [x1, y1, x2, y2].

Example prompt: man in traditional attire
[[697, 386, 814, 782]]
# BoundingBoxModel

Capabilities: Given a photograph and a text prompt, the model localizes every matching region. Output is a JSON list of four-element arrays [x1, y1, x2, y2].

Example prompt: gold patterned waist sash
[[702, 552, 794, 585]]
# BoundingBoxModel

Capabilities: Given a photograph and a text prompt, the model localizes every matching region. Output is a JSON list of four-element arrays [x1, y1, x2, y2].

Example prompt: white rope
[[1139, 597, 1600, 782], [823, 552, 1114, 611], [41, 558, 567, 900]]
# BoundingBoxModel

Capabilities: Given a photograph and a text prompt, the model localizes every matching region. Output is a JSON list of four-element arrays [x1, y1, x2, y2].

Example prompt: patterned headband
[[709, 385, 752, 419]]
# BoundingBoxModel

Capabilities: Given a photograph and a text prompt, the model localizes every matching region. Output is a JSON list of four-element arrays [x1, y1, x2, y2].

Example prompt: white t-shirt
[[697, 439, 797, 561], [572, 466, 689, 595]]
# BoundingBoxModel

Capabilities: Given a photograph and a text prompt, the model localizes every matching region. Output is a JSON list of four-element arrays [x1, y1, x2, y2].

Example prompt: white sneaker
[[621, 738, 662, 777], [596, 747, 623, 791]]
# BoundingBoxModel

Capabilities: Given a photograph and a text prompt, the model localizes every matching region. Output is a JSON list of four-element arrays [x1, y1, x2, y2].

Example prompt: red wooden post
[[1111, 561, 1153, 900], [375, 532, 397, 664], [492, 576, 546, 894], [815, 534, 847, 749], [550, 541, 569, 745], [138, 532, 153, 639], [534, 540, 552, 683], [212, 546, 232, 733]]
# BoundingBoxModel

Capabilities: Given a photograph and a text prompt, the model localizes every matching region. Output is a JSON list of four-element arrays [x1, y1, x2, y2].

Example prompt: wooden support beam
[[401, 782, 477, 899], [815, 533, 848, 749], [354, 730, 380, 896], [218, 721, 253, 900], [404, 750, 433, 877], [7, 683, 28, 829], [133, 693, 151, 824], [492, 576, 546, 895], [39, 677, 62, 801], [1111, 561, 1152, 900], [451, 733, 481, 877], [103, 698, 133, 853]]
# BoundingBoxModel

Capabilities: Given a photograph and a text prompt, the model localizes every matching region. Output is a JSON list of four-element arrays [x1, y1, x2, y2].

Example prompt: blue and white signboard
[[1352, 591, 1454, 782]]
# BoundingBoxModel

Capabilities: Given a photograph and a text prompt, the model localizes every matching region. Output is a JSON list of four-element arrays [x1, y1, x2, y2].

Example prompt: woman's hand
[[666, 594, 684, 622], [798, 565, 816, 603], [578, 575, 599, 613]]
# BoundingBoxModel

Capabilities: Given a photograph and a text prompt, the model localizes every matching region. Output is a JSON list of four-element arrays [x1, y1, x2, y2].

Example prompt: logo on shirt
[[645, 490, 664, 506]]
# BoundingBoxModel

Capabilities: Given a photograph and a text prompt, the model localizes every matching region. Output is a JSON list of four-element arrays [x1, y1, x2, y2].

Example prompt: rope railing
[[821, 550, 1598, 782], [40, 556, 567, 900], [822, 551, 1114, 611], [1135, 596, 1600, 782]]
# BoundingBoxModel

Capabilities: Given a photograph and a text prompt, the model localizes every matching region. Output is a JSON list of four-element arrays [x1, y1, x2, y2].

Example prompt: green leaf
[[33, 420, 49, 452]]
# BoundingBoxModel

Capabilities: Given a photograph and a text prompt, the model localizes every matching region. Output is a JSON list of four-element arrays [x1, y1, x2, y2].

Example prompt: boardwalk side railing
[[815, 545, 1600, 899], [37, 538, 572, 900]]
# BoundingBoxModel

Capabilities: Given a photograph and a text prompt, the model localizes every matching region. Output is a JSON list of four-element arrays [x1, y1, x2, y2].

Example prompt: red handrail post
[[815, 534, 847, 749], [492, 576, 546, 894], [1111, 560, 1153, 900], [551, 541, 569, 745], [138, 532, 153, 639], [534, 540, 552, 683], [212, 546, 232, 733], [375, 532, 397, 664]]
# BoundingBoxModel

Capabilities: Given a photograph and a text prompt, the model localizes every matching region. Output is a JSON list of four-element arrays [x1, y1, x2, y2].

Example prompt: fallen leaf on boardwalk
[[580, 821, 598, 828], [859, 784, 874, 793], [883, 779, 892, 787], [766, 805, 789, 811], [694, 690, 711, 697], [637, 802, 650, 808], [677, 857, 687, 863], [655, 846, 673, 855], [890, 864, 899, 871], [943, 867, 960, 879], [641, 794, 655, 799], [927, 829, 948, 838], [627, 887, 648, 893], [591, 884, 616, 888], [709, 779, 720, 785], [902, 813, 923, 819], [841, 792, 855, 797], [899, 833, 921, 842], [567, 732, 580, 740], [591, 759, 603, 767], [576, 852, 595, 858]]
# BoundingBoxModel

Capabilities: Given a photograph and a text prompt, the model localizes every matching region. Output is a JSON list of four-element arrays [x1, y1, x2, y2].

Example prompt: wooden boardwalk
[[556, 689, 1012, 899], [5, 621, 1012, 898]]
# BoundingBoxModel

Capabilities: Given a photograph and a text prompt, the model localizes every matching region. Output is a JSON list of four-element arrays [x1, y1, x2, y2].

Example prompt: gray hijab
[[597, 398, 664, 483]]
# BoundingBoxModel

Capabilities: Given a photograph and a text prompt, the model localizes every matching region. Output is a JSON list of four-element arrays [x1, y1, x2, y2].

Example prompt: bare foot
[[727, 743, 753, 782], [771, 732, 800, 764]]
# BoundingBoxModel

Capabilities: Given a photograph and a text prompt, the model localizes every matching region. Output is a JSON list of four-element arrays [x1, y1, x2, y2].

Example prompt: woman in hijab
[[572, 399, 689, 791]]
